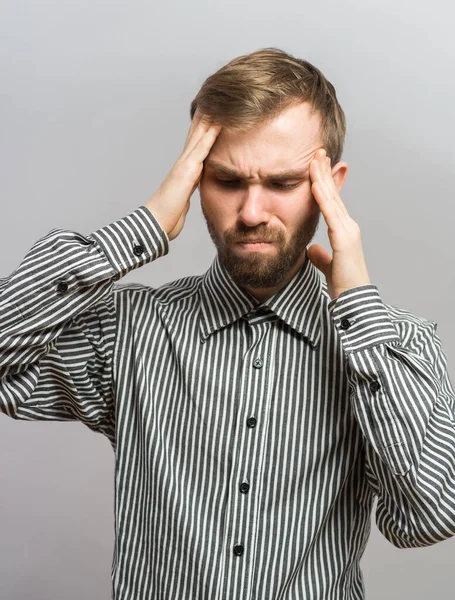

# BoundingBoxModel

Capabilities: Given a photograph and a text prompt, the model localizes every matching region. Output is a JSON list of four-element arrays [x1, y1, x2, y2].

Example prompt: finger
[[184, 118, 198, 149], [183, 110, 209, 150], [190, 123, 223, 163], [182, 115, 215, 156], [313, 176, 347, 227], [313, 150, 349, 217], [310, 163, 349, 230], [311, 180, 346, 234], [309, 147, 326, 181]]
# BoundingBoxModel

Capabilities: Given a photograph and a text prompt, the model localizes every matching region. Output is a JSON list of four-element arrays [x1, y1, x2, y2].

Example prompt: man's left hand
[[307, 148, 371, 302]]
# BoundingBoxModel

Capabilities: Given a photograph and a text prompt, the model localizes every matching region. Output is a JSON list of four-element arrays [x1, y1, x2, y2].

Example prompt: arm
[[0, 207, 169, 445], [0, 111, 222, 445], [329, 284, 455, 548], [306, 148, 455, 547]]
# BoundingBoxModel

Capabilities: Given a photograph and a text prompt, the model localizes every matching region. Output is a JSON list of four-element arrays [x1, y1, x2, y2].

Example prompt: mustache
[[236, 238, 275, 243], [226, 227, 283, 244]]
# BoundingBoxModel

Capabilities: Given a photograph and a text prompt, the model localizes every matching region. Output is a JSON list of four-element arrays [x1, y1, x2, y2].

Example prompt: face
[[198, 102, 327, 294]]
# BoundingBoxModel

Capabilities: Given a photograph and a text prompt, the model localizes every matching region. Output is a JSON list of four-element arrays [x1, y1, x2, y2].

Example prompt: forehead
[[206, 101, 322, 174]]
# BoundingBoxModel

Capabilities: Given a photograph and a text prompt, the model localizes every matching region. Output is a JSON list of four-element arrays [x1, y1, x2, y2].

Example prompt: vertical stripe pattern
[[1, 205, 455, 599]]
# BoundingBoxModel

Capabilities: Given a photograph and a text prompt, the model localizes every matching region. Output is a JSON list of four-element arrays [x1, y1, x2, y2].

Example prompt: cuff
[[328, 285, 401, 353], [88, 205, 170, 278]]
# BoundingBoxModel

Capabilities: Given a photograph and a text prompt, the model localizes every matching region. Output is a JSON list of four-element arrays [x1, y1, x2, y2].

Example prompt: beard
[[201, 204, 321, 289]]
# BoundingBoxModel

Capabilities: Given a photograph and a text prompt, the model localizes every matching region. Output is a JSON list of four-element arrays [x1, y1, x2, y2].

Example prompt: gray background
[[1, 0, 454, 598]]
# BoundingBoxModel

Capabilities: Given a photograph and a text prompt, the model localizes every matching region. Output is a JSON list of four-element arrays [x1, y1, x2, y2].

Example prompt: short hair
[[190, 47, 347, 165]]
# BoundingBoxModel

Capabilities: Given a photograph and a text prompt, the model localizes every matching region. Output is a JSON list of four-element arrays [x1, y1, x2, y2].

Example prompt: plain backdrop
[[1, 1, 454, 598]]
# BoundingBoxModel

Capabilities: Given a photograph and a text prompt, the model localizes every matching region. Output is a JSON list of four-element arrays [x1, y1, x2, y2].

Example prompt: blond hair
[[190, 47, 346, 164]]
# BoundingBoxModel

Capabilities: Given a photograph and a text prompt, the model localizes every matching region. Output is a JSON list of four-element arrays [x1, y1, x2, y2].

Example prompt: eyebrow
[[205, 159, 310, 181]]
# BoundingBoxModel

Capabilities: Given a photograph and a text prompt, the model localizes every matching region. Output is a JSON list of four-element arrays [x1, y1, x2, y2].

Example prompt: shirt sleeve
[[329, 284, 455, 548], [0, 206, 169, 446]]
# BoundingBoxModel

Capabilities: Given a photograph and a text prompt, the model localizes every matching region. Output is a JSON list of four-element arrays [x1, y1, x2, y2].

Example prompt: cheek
[[200, 181, 232, 221], [199, 179, 213, 212], [277, 200, 318, 237], [199, 180, 216, 213], [280, 189, 313, 219]]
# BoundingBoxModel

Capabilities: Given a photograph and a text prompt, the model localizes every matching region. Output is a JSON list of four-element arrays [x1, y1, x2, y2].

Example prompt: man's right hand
[[145, 111, 222, 241]]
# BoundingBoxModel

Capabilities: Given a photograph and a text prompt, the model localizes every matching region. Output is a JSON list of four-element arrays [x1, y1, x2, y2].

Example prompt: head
[[192, 48, 348, 298]]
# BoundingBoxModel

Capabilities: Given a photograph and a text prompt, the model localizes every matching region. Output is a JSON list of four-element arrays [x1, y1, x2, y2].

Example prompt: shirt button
[[133, 244, 144, 256], [239, 482, 250, 494], [370, 381, 381, 392], [246, 416, 257, 428], [340, 318, 351, 330], [56, 281, 68, 293], [233, 544, 244, 556], [253, 358, 263, 369]]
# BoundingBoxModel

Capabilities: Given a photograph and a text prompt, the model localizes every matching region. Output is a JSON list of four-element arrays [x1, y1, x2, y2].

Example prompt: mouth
[[237, 241, 274, 252]]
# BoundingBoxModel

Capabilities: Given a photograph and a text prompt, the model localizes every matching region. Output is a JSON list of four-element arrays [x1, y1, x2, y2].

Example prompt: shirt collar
[[199, 250, 322, 349]]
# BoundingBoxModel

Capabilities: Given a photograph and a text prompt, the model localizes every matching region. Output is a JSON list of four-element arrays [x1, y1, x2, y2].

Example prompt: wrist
[[144, 201, 168, 236]]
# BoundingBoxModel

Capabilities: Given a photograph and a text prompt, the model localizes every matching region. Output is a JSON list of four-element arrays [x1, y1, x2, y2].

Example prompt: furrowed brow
[[205, 160, 309, 181]]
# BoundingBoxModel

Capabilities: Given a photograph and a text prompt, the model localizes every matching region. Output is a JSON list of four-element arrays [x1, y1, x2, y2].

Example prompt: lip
[[237, 241, 274, 252]]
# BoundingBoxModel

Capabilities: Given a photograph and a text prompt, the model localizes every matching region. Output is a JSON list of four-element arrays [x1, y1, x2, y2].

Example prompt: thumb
[[306, 244, 332, 277]]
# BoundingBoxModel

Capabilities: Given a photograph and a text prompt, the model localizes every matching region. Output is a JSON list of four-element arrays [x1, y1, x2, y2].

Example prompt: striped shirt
[[1, 205, 455, 600]]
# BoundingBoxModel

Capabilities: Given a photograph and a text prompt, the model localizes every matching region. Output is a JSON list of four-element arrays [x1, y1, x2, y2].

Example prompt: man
[[1, 47, 454, 599]]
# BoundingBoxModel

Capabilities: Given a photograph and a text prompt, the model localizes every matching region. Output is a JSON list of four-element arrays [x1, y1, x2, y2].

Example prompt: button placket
[[239, 481, 250, 494], [246, 416, 257, 428], [222, 322, 272, 598]]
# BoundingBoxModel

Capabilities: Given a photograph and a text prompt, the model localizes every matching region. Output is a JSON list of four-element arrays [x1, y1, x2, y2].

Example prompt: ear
[[331, 161, 348, 191]]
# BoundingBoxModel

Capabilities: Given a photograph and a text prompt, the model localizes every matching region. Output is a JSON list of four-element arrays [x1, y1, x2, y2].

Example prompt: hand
[[145, 110, 222, 241], [306, 148, 371, 301]]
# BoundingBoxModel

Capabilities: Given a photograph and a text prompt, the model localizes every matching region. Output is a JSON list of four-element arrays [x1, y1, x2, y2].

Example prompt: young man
[[1, 47, 454, 600]]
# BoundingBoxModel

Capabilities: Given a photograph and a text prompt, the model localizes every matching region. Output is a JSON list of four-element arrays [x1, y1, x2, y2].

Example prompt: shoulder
[[112, 273, 204, 307]]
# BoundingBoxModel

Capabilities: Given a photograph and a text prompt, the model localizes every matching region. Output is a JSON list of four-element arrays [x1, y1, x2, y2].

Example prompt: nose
[[237, 184, 271, 228]]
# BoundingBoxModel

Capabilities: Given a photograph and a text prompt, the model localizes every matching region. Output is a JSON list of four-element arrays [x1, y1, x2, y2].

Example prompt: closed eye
[[216, 179, 300, 191]]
